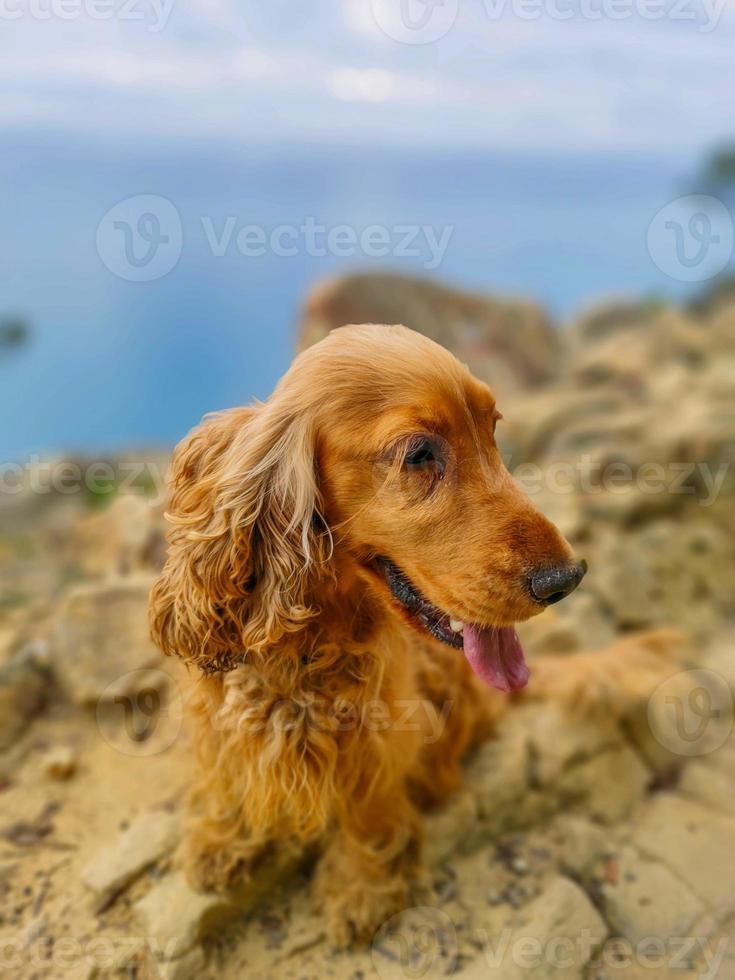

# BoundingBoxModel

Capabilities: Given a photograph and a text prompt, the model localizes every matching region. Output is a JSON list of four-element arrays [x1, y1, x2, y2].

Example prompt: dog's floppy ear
[[150, 402, 328, 671]]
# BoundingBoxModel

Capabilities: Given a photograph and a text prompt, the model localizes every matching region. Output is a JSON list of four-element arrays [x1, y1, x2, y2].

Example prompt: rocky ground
[[1, 275, 734, 978]]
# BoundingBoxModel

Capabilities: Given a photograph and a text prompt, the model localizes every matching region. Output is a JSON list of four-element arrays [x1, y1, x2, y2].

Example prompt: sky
[[2, 0, 734, 159], [2, 0, 734, 457]]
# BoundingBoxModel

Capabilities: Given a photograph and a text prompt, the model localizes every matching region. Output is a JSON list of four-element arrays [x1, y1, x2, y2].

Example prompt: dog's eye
[[404, 438, 437, 468]]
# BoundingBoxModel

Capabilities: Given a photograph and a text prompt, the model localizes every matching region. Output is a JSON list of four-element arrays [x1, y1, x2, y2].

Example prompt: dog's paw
[[327, 886, 409, 948], [180, 836, 271, 894], [313, 865, 410, 948]]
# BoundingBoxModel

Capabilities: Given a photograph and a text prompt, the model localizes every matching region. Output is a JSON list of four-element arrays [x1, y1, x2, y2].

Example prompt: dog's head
[[151, 324, 585, 690]]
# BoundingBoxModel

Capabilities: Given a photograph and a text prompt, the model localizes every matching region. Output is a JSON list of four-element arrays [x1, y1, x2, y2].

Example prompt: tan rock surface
[[1, 277, 735, 977]]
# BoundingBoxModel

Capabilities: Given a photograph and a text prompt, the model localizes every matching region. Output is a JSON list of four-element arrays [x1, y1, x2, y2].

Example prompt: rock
[[679, 759, 735, 817], [82, 810, 179, 898], [701, 630, 735, 692], [134, 871, 241, 959], [463, 714, 533, 837], [652, 373, 735, 471], [521, 704, 622, 787], [624, 706, 688, 778], [300, 272, 560, 397], [567, 299, 664, 347], [424, 791, 479, 866], [463, 703, 636, 841], [687, 275, 735, 317], [500, 388, 625, 466], [571, 321, 706, 396], [73, 493, 166, 579], [41, 745, 77, 780], [48, 576, 160, 704], [0, 648, 48, 751], [517, 593, 615, 657], [597, 845, 705, 945], [589, 517, 735, 632], [568, 302, 707, 371], [555, 744, 651, 824], [158, 946, 208, 980], [134, 835, 305, 959], [98, 937, 147, 973], [462, 876, 607, 979], [0, 625, 17, 662], [630, 794, 735, 916], [586, 531, 658, 629], [548, 814, 608, 876], [270, 914, 326, 963]]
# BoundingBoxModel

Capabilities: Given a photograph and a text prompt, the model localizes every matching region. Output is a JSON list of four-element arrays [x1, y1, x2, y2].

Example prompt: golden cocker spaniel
[[150, 324, 672, 945]]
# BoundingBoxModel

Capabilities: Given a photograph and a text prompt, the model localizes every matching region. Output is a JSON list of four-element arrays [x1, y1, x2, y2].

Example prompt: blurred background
[[2, 0, 735, 456], [2, 3, 735, 978]]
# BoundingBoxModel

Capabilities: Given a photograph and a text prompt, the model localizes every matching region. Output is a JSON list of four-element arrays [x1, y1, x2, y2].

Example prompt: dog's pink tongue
[[462, 624, 530, 692]]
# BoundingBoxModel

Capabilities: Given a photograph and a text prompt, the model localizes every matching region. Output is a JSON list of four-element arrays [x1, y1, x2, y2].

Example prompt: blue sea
[[0, 131, 698, 460]]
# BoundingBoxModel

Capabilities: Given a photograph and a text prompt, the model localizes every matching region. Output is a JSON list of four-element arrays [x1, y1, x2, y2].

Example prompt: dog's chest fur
[[197, 627, 423, 837]]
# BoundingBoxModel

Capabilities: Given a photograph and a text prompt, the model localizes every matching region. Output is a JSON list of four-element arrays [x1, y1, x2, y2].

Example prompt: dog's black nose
[[529, 560, 587, 605]]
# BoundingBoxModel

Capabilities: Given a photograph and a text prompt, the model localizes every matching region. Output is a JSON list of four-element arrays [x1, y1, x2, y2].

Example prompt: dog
[[150, 323, 675, 945]]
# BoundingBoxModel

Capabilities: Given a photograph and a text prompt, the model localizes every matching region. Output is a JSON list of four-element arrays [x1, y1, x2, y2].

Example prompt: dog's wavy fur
[[150, 324, 678, 945]]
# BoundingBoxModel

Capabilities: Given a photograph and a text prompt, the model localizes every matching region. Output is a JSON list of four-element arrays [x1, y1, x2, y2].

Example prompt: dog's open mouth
[[375, 558, 530, 694]]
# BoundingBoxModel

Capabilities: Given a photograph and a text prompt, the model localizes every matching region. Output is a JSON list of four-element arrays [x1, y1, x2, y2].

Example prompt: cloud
[[325, 67, 443, 103], [0, 0, 733, 156]]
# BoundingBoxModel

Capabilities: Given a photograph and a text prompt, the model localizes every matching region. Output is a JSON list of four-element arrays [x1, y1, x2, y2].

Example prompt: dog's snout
[[529, 560, 587, 605]]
